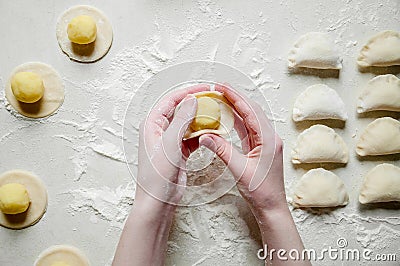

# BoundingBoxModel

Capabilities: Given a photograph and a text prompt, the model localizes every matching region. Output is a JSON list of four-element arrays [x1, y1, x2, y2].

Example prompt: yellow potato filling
[[67, 15, 97, 44], [191, 97, 221, 131], [11, 72, 44, 103], [0, 183, 30, 214]]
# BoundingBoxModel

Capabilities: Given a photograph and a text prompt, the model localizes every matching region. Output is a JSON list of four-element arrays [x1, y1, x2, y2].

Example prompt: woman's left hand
[[113, 85, 208, 266], [134, 84, 208, 213]]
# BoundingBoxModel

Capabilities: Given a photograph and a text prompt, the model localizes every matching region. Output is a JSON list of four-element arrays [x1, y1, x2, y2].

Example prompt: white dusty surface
[[0, 0, 399, 265]]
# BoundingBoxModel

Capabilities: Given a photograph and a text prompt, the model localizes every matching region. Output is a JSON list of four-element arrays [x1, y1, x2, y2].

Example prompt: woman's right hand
[[200, 85, 310, 265], [199, 84, 287, 219]]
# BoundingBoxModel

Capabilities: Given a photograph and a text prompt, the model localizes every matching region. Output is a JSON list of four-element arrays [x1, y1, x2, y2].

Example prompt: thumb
[[199, 133, 244, 174], [163, 95, 197, 152]]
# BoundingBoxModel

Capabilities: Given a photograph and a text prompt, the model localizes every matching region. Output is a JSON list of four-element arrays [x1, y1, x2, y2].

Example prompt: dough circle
[[5, 62, 64, 118], [0, 170, 47, 229], [35, 245, 90, 266], [56, 5, 113, 62], [177, 91, 235, 139]]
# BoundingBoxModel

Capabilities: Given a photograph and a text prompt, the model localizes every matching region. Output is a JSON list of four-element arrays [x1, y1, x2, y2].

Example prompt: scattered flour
[[356, 224, 400, 250], [90, 141, 126, 163], [67, 182, 135, 229]]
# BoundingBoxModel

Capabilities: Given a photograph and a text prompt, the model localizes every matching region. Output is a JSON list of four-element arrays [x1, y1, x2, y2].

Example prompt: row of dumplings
[[354, 28, 400, 205], [292, 117, 400, 163], [292, 164, 400, 207], [288, 30, 400, 208], [288, 30, 400, 70], [292, 74, 400, 122], [290, 90, 348, 208]]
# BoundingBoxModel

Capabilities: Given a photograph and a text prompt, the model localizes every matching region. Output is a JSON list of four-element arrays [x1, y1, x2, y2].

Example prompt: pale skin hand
[[199, 84, 310, 265], [113, 84, 310, 266], [113, 84, 206, 266]]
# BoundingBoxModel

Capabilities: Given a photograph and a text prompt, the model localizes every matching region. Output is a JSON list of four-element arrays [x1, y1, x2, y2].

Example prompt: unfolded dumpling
[[293, 84, 347, 121], [292, 168, 349, 208], [356, 117, 400, 156], [288, 32, 342, 70], [357, 74, 400, 113], [357, 30, 400, 67], [359, 163, 400, 204], [292, 125, 348, 164]]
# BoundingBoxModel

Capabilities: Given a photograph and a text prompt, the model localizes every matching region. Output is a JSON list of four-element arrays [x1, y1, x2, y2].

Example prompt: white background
[[0, 0, 399, 265]]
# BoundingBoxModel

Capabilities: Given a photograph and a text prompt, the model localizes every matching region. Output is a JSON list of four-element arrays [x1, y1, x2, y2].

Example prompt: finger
[[215, 84, 262, 145], [199, 133, 246, 179], [247, 99, 275, 134], [248, 101, 276, 144], [233, 112, 251, 154], [163, 95, 197, 161], [144, 84, 208, 148], [149, 84, 209, 125], [175, 159, 188, 188], [215, 83, 255, 119], [248, 134, 282, 192], [215, 84, 275, 144]]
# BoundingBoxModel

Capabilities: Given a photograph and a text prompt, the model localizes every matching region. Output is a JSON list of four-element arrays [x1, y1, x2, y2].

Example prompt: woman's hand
[[134, 84, 208, 213], [199, 85, 309, 265], [199, 84, 286, 218], [113, 85, 207, 266]]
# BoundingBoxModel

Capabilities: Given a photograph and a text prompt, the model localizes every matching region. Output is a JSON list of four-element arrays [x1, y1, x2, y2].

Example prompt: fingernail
[[199, 135, 214, 149]]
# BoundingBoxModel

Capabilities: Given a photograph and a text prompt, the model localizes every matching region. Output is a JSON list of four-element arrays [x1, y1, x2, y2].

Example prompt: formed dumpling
[[292, 168, 349, 208], [356, 117, 400, 156], [288, 32, 342, 70], [357, 74, 400, 113], [293, 84, 347, 122], [175, 91, 234, 139], [357, 30, 400, 67], [292, 125, 348, 164], [359, 163, 400, 204]]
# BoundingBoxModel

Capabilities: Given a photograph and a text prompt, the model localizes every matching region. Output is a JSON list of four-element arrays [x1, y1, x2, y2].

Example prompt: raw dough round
[[5, 62, 64, 118], [56, 5, 113, 62], [35, 245, 90, 266], [0, 170, 47, 229], [177, 91, 235, 139]]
